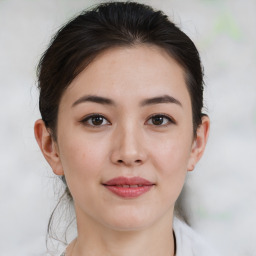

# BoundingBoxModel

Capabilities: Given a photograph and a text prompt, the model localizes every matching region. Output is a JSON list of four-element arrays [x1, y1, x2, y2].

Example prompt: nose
[[110, 124, 147, 167]]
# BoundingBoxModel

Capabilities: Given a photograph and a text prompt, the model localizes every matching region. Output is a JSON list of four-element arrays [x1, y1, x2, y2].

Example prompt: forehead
[[61, 45, 191, 108]]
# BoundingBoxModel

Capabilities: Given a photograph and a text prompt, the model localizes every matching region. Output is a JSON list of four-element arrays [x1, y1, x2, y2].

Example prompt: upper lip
[[103, 176, 154, 186]]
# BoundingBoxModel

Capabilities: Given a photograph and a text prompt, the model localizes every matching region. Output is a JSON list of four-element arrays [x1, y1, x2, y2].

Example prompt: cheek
[[150, 132, 192, 173], [148, 131, 192, 197], [58, 132, 110, 184], [157, 141, 190, 184]]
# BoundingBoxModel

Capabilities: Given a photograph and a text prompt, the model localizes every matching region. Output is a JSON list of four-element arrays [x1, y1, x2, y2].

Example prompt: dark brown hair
[[37, 1, 204, 141]]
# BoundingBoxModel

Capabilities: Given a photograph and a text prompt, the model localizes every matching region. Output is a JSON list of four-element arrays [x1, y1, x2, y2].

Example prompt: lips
[[103, 176, 154, 198]]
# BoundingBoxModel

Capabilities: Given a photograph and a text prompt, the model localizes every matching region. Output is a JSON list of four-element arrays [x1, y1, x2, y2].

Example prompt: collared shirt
[[173, 217, 218, 256]]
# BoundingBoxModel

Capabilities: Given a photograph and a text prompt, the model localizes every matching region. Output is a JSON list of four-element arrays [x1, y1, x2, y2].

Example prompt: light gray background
[[1, 0, 256, 255]]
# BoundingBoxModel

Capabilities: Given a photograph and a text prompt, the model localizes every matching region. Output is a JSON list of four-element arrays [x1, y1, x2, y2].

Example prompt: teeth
[[130, 185, 139, 188]]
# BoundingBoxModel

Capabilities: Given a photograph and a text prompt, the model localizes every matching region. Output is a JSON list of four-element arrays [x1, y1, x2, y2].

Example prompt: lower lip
[[104, 185, 153, 198]]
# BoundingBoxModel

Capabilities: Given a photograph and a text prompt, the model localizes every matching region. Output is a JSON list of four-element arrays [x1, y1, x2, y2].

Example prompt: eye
[[146, 114, 175, 126], [81, 114, 110, 127]]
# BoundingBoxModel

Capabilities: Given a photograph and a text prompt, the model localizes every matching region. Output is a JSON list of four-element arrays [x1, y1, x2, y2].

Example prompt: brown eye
[[147, 114, 174, 126], [81, 114, 110, 127], [152, 116, 164, 125], [91, 116, 104, 125]]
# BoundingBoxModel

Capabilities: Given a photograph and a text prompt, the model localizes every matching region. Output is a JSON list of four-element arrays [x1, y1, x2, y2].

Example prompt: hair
[[37, 1, 205, 249]]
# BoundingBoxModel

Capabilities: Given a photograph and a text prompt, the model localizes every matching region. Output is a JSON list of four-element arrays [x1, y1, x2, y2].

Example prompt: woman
[[34, 2, 214, 255]]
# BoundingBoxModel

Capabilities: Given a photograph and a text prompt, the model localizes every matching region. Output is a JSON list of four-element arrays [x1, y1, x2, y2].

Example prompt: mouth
[[102, 176, 155, 198]]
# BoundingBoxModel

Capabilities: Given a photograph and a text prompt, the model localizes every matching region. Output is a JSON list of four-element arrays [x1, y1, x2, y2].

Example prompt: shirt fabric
[[59, 217, 218, 256], [173, 217, 218, 256]]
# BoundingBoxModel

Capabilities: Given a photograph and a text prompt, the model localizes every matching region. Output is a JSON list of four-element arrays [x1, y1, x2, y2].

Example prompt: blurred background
[[0, 0, 255, 255]]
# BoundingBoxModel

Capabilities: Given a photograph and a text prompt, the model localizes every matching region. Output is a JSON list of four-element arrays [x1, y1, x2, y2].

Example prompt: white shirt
[[173, 217, 218, 256]]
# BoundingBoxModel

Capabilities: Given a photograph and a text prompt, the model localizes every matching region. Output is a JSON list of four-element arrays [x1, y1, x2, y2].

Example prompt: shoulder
[[173, 217, 219, 256]]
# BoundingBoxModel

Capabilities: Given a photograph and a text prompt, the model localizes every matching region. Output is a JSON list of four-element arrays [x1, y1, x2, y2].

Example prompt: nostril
[[116, 159, 142, 164]]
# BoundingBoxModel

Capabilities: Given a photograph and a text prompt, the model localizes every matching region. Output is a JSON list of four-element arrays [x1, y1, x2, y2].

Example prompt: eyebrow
[[140, 95, 182, 107], [72, 94, 182, 108], [72, 95, 115, 107]]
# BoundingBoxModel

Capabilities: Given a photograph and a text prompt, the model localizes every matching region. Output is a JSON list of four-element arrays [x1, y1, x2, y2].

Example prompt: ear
[[187, 115, 210, 171], [34, 119, 64, 176]]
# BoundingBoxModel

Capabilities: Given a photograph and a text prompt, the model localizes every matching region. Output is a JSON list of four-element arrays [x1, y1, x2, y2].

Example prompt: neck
[[69, 206, 175, 256]]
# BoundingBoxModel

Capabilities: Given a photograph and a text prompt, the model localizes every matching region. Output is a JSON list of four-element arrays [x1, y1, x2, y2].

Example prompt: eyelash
[[80, 114, 111, 127], [146, 113, 176, 127], [80, 113, 175, 128]]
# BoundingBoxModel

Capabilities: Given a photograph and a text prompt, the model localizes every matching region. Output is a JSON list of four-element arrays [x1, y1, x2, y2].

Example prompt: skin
[[35, 45, 209, 256]]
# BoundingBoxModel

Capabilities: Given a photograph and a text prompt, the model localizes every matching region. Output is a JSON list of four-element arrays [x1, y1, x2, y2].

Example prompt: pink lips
[[103, 176, 154, 198]]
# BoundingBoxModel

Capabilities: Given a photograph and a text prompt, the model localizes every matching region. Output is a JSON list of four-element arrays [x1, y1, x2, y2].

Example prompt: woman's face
[[47, 45, 206, 231]]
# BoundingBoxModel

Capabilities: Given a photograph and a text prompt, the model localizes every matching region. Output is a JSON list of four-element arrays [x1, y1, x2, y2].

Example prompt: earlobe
[[34, 119, 64, 175], [187, 115, 210, 171]]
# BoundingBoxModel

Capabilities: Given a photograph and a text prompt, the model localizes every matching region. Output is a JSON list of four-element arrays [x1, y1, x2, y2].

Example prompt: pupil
[[152, 116, 163, 125], [92, 116, 103, 125]]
